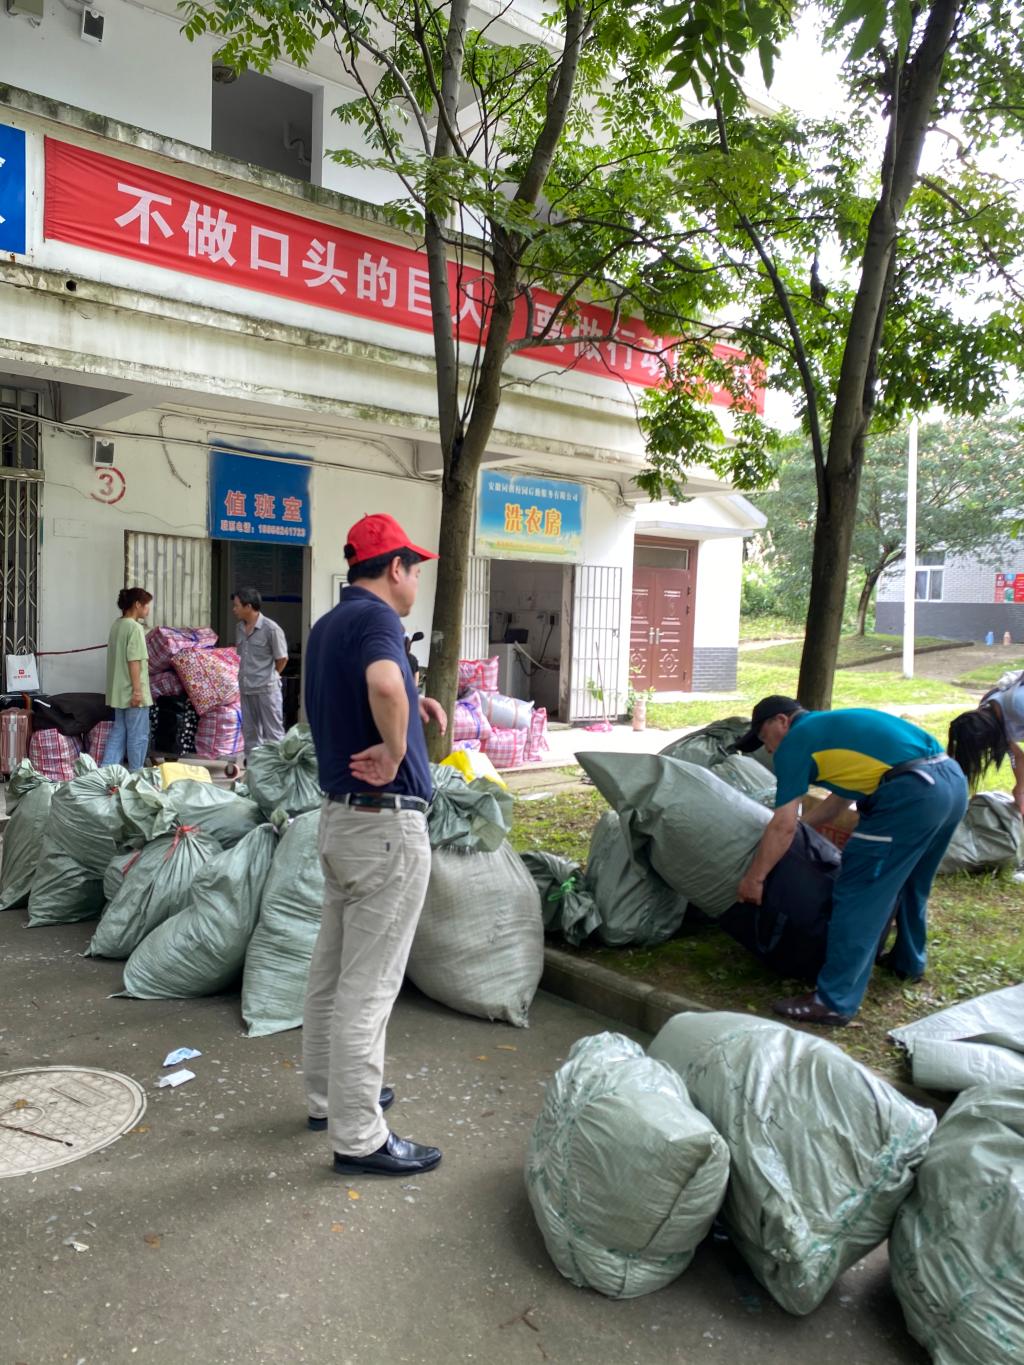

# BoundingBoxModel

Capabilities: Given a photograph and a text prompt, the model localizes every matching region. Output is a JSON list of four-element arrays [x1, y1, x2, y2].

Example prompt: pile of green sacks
[[528, 1011, 944, 1319]]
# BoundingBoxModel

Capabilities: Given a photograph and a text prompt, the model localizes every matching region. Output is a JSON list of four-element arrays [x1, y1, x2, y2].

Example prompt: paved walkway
[[0, 910, 927, 1365]]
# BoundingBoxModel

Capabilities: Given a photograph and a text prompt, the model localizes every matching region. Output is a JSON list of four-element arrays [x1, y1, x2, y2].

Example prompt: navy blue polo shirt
[[304, 586, 432, 802]]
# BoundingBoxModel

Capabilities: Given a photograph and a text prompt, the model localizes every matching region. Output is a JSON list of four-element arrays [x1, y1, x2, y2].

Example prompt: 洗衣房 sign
[[476, 473, 584, 561], [208, 447, 311, 545], [0, 124, 27, 255]]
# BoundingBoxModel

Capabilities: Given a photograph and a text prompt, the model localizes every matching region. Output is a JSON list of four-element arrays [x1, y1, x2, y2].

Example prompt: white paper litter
[[163, 1047, 202, 1067], [156, 1068, 196, 1089]]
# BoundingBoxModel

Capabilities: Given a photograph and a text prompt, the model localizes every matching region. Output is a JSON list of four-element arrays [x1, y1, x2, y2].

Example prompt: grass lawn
[[509, 649, 1023, 1084], [748, 632, 959, 669], [648, 656, 973, 729], [957, 656, 1024, 688]]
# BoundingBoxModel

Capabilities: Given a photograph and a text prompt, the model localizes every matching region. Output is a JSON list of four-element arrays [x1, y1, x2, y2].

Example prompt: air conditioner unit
[[80, 6, 104, 43], [92, 438, 115, 467]]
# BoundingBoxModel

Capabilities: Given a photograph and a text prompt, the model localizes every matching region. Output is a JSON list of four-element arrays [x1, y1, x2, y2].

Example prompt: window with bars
[[915, 550, 945, 602], [0, 387, 41, 472]]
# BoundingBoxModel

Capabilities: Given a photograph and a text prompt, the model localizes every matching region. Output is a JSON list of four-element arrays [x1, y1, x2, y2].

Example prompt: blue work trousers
[[817, 758, 968, 1017]]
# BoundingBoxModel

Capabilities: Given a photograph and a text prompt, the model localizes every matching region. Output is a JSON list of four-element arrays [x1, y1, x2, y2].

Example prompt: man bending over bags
[[736, 696, 967, 1026]]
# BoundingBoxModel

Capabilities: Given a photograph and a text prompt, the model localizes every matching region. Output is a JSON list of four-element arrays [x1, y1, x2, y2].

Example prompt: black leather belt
[[327, 792, 429, 813], [881, 755, 952, 785]]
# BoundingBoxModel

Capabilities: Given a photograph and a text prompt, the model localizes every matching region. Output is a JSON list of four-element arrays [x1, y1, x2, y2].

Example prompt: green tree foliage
[[180, 0, 780, 739], [649, 0, 1024, 704], [755, 410, 1024, 633]]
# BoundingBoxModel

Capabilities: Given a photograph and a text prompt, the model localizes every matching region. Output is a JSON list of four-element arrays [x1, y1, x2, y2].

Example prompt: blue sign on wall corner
[[0, 124, 27, 257], [208, 446, 311, 546]]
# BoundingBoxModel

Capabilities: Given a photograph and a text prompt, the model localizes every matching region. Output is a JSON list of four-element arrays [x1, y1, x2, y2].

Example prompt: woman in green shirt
[[103, 587, 153, 771]]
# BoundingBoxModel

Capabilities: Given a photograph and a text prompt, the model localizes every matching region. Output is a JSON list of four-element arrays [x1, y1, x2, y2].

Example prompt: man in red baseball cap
[[302, 514, 447, 1177]]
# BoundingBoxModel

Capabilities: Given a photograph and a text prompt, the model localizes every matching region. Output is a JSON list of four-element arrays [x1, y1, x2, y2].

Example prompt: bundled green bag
[[525, 1033, 729, 1299], [407, 843, 544, 1027], [890, 1085, 1024, 1365], [937, 790, 1024, 875], [520, 850, 600, 946], [660, 718, 777, 805], [121, 824, 277, 998], [0, 761, 55, 911], [103, 849, 144, 903], [242, 724, 321, 818], [649, 1011, 936, 1315], [27, 764, 132, 926], [242, 811, 324, 1037], [577, 753, 770, 918], [585, 811, 687, 946], [88, 825, 222, 960], [427, 764, 513, 852], [119, 774, 262, 848]]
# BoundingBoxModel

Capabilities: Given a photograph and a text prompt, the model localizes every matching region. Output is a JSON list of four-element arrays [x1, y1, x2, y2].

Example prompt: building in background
[[875, 539, 1024, 645], [0, 0, 764, 719]]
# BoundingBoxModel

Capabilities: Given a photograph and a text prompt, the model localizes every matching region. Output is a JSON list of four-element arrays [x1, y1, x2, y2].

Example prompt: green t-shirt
[[106, 617, 152, 709]]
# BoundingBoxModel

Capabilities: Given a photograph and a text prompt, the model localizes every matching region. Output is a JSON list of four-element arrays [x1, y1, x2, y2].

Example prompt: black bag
[[150, 696, 199, 755], [717, 823, 841, 984], [31, 692, 113, 736]]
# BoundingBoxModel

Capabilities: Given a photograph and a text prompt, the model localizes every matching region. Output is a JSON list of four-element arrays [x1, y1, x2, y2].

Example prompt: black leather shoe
[[307, 1086, 394, 1131], [333, 1132, 442, 1176], [876, 951, 924, 983]]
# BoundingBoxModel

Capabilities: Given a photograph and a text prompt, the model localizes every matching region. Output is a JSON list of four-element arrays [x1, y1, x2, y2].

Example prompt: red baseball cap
[[344, 513, 439, 567]]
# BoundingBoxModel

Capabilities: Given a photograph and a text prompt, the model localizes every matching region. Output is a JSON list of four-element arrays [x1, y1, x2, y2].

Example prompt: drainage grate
[[0, 1067, 146, 1178]]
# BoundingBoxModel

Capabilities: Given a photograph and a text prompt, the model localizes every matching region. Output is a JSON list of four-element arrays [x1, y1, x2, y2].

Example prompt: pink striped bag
[[86, 720, 114, 759], [29, 729, 82, 782], [150, 670, 186, 700], [458, 657, 500, 693], [146, 626, 218, 672], [481, 725, 527, 768], [525, 707, 550, 761], [453, 692, 494, 745], [193, 700, 243, 759]]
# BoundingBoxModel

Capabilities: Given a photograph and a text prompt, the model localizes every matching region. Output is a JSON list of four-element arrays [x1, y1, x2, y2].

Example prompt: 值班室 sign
[[208, 447, 311, 546], [476, 473, 584, 561], [0, 124, 27, 256]]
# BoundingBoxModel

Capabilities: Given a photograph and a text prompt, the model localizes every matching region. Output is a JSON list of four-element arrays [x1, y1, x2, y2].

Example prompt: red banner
[[44, 139, 762, 411]]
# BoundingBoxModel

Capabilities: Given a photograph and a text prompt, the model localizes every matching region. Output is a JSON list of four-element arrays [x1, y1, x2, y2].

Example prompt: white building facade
[[0, 0, 762, 720]]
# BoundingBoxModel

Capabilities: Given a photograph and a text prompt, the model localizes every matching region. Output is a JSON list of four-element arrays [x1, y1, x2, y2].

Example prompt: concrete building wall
[[1, 0, 215, 147]]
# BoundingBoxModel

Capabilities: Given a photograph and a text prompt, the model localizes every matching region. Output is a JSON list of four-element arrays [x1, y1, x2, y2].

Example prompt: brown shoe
[[772, 991, 851, 1027]]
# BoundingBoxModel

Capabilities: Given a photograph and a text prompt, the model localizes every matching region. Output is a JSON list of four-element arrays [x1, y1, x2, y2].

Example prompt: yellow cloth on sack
[[440, 750, 508, 789], [159, 761, 212, 787]]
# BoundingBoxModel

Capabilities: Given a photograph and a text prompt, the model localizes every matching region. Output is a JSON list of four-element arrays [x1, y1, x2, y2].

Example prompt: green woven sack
[[119, 774, 262, 848], [650, 1011, 936, 1315], [584, 811, 687, 946], [520, 850, 600, 946], [241, 724, 321, 818], [121, 824, 277, 998], [890, 1085, 1024, 1364], [27, 764, 132, 925], [88, 825, 222, 960], [525, 1032, 729, 1298], [0, 762, 55, 911], [242, 811, 324, 1037]]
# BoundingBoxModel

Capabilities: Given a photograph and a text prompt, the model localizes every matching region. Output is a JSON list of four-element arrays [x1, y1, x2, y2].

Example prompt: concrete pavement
[[1, 910, 927, 1365]]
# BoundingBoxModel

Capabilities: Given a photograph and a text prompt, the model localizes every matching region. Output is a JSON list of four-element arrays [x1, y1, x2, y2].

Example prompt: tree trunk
[[855, 568, 882, 636], [426, 463, 477, 761], [797, 460, 862, 707]]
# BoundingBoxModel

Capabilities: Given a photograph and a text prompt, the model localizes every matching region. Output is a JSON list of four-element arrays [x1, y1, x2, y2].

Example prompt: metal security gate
[[566, 563, 623, 721], [461, 555, 491, 660], [0, 473, 41, 662], [125, 531, 212, 630]]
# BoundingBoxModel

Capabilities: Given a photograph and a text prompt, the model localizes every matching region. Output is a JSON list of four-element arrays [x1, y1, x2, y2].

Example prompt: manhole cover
[[0, 1067, 146, 1178]]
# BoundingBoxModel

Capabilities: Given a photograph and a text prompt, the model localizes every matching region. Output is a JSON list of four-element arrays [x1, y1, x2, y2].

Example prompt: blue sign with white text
[[0, 124, 27, 256], [476, 471, 584, 561], [208, 447, 311, 546]]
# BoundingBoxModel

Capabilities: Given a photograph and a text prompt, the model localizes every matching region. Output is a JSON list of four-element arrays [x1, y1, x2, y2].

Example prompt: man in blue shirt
[[302, 513, 447, 1177], [736, 695, 967, 1025]]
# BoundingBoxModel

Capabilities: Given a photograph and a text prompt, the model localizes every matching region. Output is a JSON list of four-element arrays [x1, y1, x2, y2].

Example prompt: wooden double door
[[629, 550, 696, 692]]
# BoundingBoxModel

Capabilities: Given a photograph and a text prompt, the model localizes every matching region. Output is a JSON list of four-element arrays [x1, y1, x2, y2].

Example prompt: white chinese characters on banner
[[356, 252, 398, 308], [115, 184, 173, 245], [303, 238, 348, 295], [184, 201, 237, 265], [251, 226, 289, 277]]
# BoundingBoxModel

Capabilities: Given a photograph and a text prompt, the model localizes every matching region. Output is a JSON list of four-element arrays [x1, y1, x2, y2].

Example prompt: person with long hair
[[103, 586, 153, 771], [947, 669, 1024, 814]]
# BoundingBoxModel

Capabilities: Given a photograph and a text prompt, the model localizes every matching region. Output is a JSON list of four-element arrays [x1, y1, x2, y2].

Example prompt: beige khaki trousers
[[302, 801, 430, 1156]]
